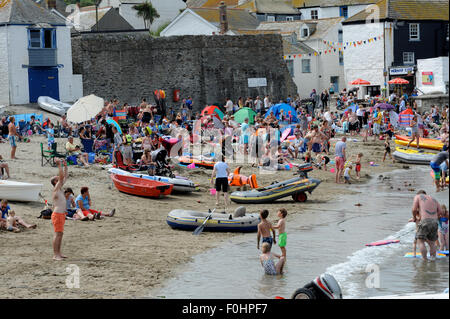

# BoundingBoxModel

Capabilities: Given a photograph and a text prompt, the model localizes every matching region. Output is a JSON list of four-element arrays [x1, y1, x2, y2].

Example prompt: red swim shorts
[[82, 209, 101, 217], [335, 156, 345, 170], [356, 163, 361, 172], [51, 212, 66, 233]]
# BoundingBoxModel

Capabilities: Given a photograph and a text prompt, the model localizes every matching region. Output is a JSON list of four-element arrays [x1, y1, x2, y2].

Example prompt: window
[[29, 30, 41, 48], [286, 16, 294, 21], [28, 28, 56, 49], [409, 23, 420, 41], [267, 15, 275, 22], [311, 10, 318, 20], [302, 59, 311, 73], [367, 86, 381, 97], [339, 51, 344, 66], [339, 6, 348, 18], [338, 29, 343, 43], [403, 52, 415, 65], [286, 59, 294, 77], [302, 27, 309, 38]]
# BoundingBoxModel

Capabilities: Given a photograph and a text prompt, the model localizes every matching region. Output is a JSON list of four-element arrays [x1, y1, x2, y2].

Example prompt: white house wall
[[0, 27, 10, 106], [343, 22, 387, 96], [291, 56, 319, 97], [56, 26, 82, 102], [160, 10, 218, 36], [299, 4, 371, 20], [416, 57, 449, 94], [7, 26, 29, 105]]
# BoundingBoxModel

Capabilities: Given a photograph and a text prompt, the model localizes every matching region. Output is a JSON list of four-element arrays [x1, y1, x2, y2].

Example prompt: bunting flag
[[284, 33, 384, 60]]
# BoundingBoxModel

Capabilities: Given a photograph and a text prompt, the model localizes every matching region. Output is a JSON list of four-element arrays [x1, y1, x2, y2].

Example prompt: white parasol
[[66, 94, 104, 124]]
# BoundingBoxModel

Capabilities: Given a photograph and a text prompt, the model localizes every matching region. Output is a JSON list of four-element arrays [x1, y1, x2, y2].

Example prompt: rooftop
[[0, 0, 66, 25], [191, 7, 260, 31]]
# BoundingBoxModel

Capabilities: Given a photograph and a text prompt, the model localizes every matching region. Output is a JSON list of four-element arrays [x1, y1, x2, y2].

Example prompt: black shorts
[[215, 177, 228, 192]]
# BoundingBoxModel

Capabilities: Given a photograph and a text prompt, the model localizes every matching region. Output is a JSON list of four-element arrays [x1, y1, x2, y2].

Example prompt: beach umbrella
[[398, 108, 414, 127], [67, 94, 104, 124], [375, 103, 395, 110], [201, 105, 224, 120], [106, 118, 122, 134], [349, 78, 371, 85], [233, 107, 257, 124], [388, 78, 409, 84]]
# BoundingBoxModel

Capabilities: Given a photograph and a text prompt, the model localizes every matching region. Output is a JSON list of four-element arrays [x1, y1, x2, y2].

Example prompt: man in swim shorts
[[411, 190, 442, 261], [50, 159, 69, 261], [257, 209, 276, 250], [8, 117, 19, 159]]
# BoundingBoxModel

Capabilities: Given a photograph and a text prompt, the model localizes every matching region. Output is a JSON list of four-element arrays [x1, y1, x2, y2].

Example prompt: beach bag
[[38, 208, 53, 220]]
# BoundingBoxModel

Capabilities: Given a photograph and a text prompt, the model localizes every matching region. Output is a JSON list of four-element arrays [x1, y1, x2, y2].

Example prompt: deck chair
[[40, 142, 66, 167], [113, 150, 140, 172]]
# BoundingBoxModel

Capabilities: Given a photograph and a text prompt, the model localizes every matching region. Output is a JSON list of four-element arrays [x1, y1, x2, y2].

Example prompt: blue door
[[28, 68, 59, 103]]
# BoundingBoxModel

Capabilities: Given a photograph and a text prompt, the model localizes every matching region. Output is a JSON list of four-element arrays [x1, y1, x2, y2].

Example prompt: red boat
[[110, 174, 173, 198]]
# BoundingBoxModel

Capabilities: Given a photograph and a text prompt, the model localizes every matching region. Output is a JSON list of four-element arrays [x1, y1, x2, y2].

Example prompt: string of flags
[[284, 34, 383, 60]]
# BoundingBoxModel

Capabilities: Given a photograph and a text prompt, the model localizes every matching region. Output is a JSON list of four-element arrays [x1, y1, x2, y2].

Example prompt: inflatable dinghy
[[108, 168, 195, 193], [38, 96, 71, 116], [228, 166, 258, 188], [167, 209, 259, 232], [394, 135, 443, 151], [392, 147, 436, 165], [230, 176, 321, 204]]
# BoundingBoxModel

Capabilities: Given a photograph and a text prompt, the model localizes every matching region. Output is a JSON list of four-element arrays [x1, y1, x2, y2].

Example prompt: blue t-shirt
[[1, 205, 11, 219], [75, 194, 90, 210], [186, 99, 193, 109]]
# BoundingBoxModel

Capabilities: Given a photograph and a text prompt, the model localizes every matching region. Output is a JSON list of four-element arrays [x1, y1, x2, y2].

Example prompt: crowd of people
[[0, 89, 448, 264]]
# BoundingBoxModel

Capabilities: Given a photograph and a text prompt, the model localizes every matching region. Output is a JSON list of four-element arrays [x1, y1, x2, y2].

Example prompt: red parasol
[[388, 78, 409, 84], [349, 78, 371, 85]]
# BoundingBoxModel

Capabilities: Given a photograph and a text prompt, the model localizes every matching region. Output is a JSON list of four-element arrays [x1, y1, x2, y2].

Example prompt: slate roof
[[236, 0, 299, 14], [0, 0, 66, 25], [344, 0, 449, 23], [191, 7, 260, 31], [292, 0, 376, 8]]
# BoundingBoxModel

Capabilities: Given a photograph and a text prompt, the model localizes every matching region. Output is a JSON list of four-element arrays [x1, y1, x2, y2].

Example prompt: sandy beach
[[0, 105, 414, 299]]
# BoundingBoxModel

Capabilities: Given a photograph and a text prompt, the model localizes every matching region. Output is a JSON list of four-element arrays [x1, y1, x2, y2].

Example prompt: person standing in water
[[272, 208, 288, 259], [50, 159, 69, 261], [411, 190, 442, 261], [257, 209, 277, 250]]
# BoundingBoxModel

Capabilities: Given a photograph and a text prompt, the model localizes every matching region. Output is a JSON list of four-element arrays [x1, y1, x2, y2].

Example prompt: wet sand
[[0, 105, 416, 298]]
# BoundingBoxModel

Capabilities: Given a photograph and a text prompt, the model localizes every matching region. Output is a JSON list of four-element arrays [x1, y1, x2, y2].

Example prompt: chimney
[[47, 0, 57, 9], [219, 1, 228, 35]]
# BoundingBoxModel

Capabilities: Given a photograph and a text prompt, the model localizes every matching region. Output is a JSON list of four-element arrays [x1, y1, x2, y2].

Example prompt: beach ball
[[330, 168, 335, 173]]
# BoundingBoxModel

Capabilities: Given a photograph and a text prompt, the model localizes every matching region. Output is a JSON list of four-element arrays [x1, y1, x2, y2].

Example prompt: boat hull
[[110, 174, 173, 198], [38, 96, 71, 116], [0, 180, 43, 202]]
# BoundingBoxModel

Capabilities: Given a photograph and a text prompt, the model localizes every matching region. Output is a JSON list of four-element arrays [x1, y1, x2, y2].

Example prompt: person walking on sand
[[411, 190, 442, 261], [272, 208, 288, 259], [8, 117, 19, 159], [211, 156, 230, 209], [334, 136, 347, 184], [50, 159, 69, 261], [257, 209, 277, 250]]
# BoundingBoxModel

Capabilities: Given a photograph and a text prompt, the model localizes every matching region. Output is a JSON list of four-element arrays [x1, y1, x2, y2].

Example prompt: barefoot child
[[344, 164, 353, 184], [6, 211, 20, 232], [438, 204, 449, 251], [260, 242, 285, 275], [257, 209, 277, 250], [273, 208, 287, 258], [383, 134, 394, 163], [355, 153, 363, 179]]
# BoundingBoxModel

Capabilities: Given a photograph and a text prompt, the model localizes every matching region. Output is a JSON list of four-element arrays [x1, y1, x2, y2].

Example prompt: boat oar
[[193, 208, 215, 236]]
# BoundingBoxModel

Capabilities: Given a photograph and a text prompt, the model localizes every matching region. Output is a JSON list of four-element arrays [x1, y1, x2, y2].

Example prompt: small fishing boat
[[167, 209, 260, 232], [110, 174, 173, 198], [108, 168, 195, 193], [394, 135, 443, 151], [392, 147, 436, 165], [38, 96, 72, 116], [0, 180, 43, 202], [230, 176, 321, 204]]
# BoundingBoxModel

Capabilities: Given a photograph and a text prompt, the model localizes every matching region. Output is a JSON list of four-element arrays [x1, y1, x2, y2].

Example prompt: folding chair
[[41, 142, 66, 167], [81, 138, 94, 154]]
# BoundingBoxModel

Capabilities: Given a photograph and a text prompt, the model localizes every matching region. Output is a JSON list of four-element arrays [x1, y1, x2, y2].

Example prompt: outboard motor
[[291, 273, 342, 299], [295, 163, 313, 178]]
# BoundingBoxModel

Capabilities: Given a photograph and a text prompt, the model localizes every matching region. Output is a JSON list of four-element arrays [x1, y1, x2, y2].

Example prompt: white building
[[416, 57, 449, 95], [160, 7, 260, 36], [98, 0, 187, 31], [291, 0, 376, 20], [257, 17, 345, 97], [0, 0, 82, 106]]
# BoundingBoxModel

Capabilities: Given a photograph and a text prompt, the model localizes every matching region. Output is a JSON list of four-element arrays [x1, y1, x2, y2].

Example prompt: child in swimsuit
[[438, 204, 449, 251], [257, 209, 276, 250], [273, 208, 287, 258], [355, 153, 363, 180], [383, 134, 394, 163], [259, 242, 285, 275]]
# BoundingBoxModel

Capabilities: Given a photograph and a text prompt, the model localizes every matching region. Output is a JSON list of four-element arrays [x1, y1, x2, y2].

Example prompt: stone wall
[[71, 32, 297, 112]]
